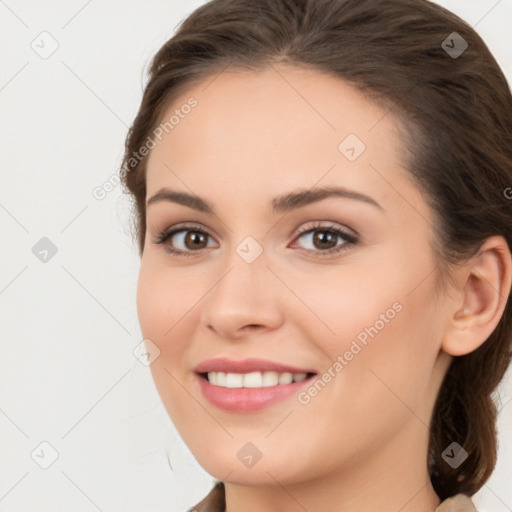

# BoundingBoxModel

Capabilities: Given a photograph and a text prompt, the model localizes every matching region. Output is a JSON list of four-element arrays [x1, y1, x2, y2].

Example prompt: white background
[[1, 1, 511, 511]]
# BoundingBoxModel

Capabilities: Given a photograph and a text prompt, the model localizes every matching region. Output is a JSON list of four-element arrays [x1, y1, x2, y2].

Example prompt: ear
[[441, 236, 512, 357]]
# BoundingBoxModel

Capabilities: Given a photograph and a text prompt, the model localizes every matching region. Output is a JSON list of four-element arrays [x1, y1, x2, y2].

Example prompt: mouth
[[194, 369, 318, 412], [197, 370, 317, 388], [193, 357, 319, 412]]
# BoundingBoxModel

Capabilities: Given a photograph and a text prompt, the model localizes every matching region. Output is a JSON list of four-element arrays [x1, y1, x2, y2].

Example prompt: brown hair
[[120, 0, 512, 500]]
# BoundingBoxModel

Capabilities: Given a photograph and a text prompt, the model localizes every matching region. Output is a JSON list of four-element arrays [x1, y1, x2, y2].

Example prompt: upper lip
[[194, 357, 317, 375]]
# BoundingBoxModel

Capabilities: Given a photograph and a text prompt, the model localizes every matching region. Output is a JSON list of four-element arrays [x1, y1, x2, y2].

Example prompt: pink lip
[[195, 372, 316, 412], [193, 357, 317, 412], [194, 357, 316, 374]]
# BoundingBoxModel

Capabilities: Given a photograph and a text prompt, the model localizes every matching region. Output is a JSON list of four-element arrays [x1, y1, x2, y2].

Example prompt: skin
[[136, 64, 511, 512]]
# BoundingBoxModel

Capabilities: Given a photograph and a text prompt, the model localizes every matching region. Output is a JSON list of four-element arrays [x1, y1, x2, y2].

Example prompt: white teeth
[[206, 371, 310, 388], [216, 371, 226, 386], [225, 373, 243, 387], [243, 371, 263, 388], [261, 371, 280, 387], [278, 372, 293, 385]]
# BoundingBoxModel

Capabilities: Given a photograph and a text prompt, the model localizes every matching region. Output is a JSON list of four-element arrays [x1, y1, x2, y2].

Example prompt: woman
[[120, 0, 512, 510]]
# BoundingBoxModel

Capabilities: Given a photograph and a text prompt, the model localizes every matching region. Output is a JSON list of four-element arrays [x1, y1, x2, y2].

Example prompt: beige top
[[188, 481, 478, 512]]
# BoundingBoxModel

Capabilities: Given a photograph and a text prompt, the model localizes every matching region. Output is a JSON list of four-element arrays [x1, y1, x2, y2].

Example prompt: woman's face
[[137, 65, 454, 487]]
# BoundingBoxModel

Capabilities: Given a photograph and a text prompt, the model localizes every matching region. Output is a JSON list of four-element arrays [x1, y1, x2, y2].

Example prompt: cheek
[[135, 260, 203, 420], [136, 262, 169, 342], [297, 242, 440, 402], [135, 259, 204, 409], [136, 258, 199, 344]]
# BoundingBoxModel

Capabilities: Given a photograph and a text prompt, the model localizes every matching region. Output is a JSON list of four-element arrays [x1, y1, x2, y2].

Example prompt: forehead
[[144, 64, 415, 214]]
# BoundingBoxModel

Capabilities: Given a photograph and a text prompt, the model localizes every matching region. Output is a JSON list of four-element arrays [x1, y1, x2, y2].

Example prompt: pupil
[[188, 232, 206, 248], [315, 231, 336, 249]]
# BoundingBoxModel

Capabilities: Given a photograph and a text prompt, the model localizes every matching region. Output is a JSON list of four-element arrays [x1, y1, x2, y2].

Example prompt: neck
[[224, 426, 441, 512]]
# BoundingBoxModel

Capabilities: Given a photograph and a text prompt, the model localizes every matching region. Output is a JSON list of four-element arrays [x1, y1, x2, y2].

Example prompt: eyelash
[[151, 221, 359, 258]]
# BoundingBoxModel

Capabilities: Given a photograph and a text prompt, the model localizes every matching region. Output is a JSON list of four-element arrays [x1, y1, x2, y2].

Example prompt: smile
[[202, 370, 314, 388], [195, 371, 317, 412]]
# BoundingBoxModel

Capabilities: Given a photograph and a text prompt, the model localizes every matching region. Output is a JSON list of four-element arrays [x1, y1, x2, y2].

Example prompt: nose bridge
[[214, 225, 267, 280], [212, 236, 268, 305], [200, 235, 282, 336]]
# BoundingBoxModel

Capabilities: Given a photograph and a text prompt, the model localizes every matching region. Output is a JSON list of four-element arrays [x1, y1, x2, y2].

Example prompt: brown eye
[[181, 231, 209, 250], [152, 224, 218, 256], [311, 230, 339, 250], [291, 223, 358, 256]]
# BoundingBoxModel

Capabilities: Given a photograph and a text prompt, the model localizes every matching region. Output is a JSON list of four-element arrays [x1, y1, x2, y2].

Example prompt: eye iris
[[313, 230, 337, 250], [185, 231, 207, 250]]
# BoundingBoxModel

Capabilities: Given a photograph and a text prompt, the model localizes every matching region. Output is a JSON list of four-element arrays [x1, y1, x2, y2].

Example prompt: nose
[[200, 247, 284, 340]]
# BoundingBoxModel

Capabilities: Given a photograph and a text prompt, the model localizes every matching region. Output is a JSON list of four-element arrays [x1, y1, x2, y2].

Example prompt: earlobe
[[442, 236, 512, 357]]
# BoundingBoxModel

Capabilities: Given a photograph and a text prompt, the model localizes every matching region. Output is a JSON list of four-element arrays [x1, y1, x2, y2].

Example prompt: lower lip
[[196, 373, 315, 412]]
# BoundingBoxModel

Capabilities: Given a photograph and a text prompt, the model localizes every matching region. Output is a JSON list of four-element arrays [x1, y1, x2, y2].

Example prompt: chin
[[195, 450, 309, 487]]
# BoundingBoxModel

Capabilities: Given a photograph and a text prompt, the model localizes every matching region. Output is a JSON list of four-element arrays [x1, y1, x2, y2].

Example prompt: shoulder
[[435, 493, 478, 512]]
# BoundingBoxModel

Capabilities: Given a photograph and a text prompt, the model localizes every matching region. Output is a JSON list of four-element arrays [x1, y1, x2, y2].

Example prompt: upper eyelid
[[165, 223, 216, 240], [160, 220, 356, 239], [295, 221, 357, 237]]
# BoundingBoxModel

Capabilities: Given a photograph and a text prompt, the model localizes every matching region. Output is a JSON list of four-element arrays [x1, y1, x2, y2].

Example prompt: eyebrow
[[146, 185, 383, 213]]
